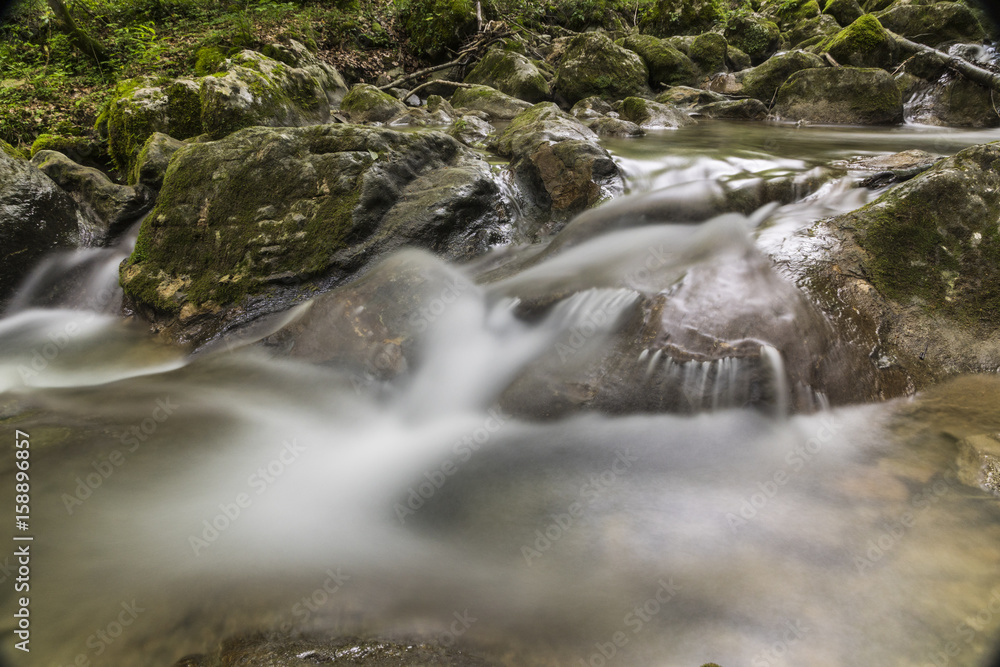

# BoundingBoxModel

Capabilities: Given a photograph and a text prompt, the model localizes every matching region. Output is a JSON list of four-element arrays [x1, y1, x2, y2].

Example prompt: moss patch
[[823, 14, 894, 69]]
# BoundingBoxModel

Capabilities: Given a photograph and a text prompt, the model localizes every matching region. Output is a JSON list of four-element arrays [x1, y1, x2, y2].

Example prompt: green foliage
[[397, 0, 477, 60]]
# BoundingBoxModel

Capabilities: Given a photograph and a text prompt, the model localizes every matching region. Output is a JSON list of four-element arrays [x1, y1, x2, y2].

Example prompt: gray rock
[[131, 132, 185, 189], [553, 32, 650, 104], [739, 50, 827, 104], [340, 84, 409, 123], [696, 98, 768, 120], [450, 84, 532, 121], [463, 47, 550, 103], [772, 67, 903, 125], [584, 116, 645, 138], [614, 97, 693, 129], [448, 114, 497, 149]]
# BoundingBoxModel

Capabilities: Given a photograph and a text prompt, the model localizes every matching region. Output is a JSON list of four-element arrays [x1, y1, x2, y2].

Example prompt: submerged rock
[[31, 150, 152, 237], [0, 151, 86, 303], [836, 148, 940, 187], [553, 33, 650, 104], [496, 103, 623, 218], [463, 47, 551, 103], [772, 67, 903, 124], [120, 125, 508, 344]]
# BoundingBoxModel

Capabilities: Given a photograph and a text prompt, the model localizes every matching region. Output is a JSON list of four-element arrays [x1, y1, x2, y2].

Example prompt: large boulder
[[723, 12, 781, 64], [689, 32, 729, 75], [100, 41, 347, 174], [772, 67, 903, 124], [496, 103, 623, 219], [463, 47, 551, 103], [905, 75, 1000, 128], [0, 152, 85, 303], [450, 84, 533, 120], [822, 14, 897, 69], [553, 33, 649, 105], [618, 34, 699, 88], [799, 142, 1000, 388], [30, 150, 152, 238], [642, 0, 724, 36], [876, 1, 985, 47], [120, 125, 508, 345], [739, 50, 827, 104], [823, 0, 864, 26]]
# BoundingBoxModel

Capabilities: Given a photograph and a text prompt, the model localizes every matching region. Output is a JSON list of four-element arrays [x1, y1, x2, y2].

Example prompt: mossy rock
[[822, 14, 896, 69], [839, 141, 1000, 327], [194, 46, 226, 76], [464, 47, 550, 103], [100, 78, 176, 175], [654, 85, 726, 108], [760, 0, 821, 29], [29, 133, 106, 168], [340, 84, 408, 123], [689, 32, 728, 74], [823, 0, 864, 26], [584, 116, 645, 137], [740, 50, 826, 104], [450, 84, 533, 120], [698, 97, 768, 119], [619, 34, 699, 87], [398, 0, 477, 60], [497, 103, 623, 215], [727, 45, 752, 71], [0, 139, 28, 160], [121, 124, 506, 344], [554, 33, 650, 104], [614, 96, 692, 128], [130, 132, 185, 189], [641, 0, 724, 36], [723, 12, 781, 64], [772, 66, 902, 124], [784, 13, 842, 48], [876, 1, 985, 47]]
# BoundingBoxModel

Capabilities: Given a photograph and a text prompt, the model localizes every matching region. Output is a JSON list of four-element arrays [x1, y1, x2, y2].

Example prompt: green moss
[[555, 33, 649, 104], [194, 47, 226, 76], [724, 12, 780, 63], [689, 32, 728, 74], [29, 133, 87, 158], [823, 14, 893, 68], [641, 0, 724, 36], [0, 139, 28, 160]]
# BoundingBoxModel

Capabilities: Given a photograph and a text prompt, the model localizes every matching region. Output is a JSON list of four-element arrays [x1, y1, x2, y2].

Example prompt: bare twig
[[890, 30, 1000, 93], [378, 58, 469, 91]]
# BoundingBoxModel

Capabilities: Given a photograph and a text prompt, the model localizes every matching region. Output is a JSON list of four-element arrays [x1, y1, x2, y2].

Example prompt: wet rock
[[618, 34, 700, 88], [655, 85, 727, 108], [584, 116, 645, 138], [727, 45, 752, 71], [570, 96, 615, 120], [120, 125, 508, 345], [450, 84, 533, 121], [957, 434, 1000, 496], [876, 1, 985, 47], [723, 12, 781, 64], [799, 142, 1000, 391], [905, 75, 1000, 129], [822, 14, 897, 69], [641, 0, 723, 36], [0, 151, 86, 303], [463, 47, 551, 103], [823, 0, 864, 26], [613, 97, 692, 129], [340, 84, 409, 123], [496, 103, 623, 217], [835, 148, 940, 187], [448, 114, 496, 149], [696, 98, 768, 120], [30, 150, 152, 238], [172, 633, 496, 667], [553, 32, 650, 104], [130, 132, 184, 189], [772, 67, 903, 124], [739, 50, 827, 104]]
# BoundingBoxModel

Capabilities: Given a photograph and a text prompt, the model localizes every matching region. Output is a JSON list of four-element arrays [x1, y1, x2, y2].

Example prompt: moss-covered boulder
[[803, 142, 1000, 381], [463, 47, 550, 103], [129, 132, 184, 190], [496, 103, 623, 217], [773, 67, 902, 124], [739, 49, 826, 103], [120, 124, 508, 344], [553, 33, 649, 105], [398, 0, 477, 60], [30, 150, 152, 237], [727, 45, 752, 70], [450, 84, 533, 120], [723, 12, 780, 64], [339, 84, 408, 123], [29, 133, 106, 169], [823, 14, 896, 69], [618, 34, 699, 88], [0, 151, 84, 303], [689, 32, 728, 74], [642, 0, 724, 36], [614, 97, 692, 129], [876, 1, 985, 46], [823, 0, 864, 26], [101, 41, 347, 175], [760, 0, 821, 29], [784, 13, 842, 49]]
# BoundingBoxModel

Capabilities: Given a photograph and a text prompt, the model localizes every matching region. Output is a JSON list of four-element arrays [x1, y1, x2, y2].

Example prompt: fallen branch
[[405, 80, 477, 99], [378, 58, 469, 91], [890, 30, 1000, 93]]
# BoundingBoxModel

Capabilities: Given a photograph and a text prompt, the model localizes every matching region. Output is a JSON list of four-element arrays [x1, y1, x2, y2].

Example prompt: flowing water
[[3, 122, 1000, 667]]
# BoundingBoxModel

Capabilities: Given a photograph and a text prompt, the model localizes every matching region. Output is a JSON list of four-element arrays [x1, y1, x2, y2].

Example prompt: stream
[[2, 120, 1000, 667]]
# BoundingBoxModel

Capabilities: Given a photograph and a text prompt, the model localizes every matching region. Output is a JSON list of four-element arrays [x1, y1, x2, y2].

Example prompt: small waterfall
[[760, 343, 788, 417]]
